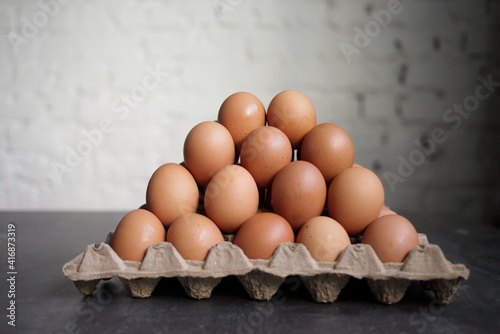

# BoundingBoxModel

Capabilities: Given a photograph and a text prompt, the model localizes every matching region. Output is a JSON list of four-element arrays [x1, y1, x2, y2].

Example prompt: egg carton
[[62, 232, 469, 305]]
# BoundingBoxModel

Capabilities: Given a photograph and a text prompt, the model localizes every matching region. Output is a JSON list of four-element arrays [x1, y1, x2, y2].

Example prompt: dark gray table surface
[[0, 211, 498, 334]]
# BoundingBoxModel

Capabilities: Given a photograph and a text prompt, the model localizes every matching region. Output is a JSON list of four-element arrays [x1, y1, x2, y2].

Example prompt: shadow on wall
[[480, 3, 500, 228], [373, 2, 500, 228]]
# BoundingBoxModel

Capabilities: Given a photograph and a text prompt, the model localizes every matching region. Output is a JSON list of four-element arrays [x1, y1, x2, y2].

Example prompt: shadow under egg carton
[[62, 233, 469, 305]]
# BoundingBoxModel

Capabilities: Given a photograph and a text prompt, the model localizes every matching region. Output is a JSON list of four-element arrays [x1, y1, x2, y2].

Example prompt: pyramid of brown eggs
[[63, 90, 469, 304], [112, 90, 419, 264]]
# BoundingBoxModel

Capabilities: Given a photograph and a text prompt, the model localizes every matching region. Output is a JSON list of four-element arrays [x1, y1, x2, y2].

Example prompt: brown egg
[[378, 206, 397, 217], [352, 163, 364, 168], [146, 163, 199, 227], [296, 216, 351, 262], [240, 126, 292, 189], [267, 90, 316, 149], [166, 213, 224, 261], [217, 92, 266, 150], [111, 209, 166, 262], [327, 167, 384, 236], [271, 161, 327, 231], [204, 164, 259, 233], [361, 214, 420, 263], [184, 121, 235, 186], [301, 123, 355, 184], [233, 212, 295, 259]]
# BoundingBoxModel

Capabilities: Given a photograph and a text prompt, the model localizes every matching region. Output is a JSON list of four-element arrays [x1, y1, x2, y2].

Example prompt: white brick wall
[[0, 0, 498, 224]]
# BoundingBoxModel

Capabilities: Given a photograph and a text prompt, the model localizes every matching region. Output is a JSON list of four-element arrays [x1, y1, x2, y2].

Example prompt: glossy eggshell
[[300, 123, 355, 184], [233, 212, 295, 259], [183, 121, 235, 186], [217, 92, 266, 150], [327, 167, 384, 236], [267, 90, 316, 149], [361, 214, 420, 263], [296, 216, 351, 262], [111, 209, 166, 262], [240, 126, 293, 189], [166, 213, 224, 261], [146, 163, 199, 227], [271, 161, 327, 231], [204, 164, 259, 233]]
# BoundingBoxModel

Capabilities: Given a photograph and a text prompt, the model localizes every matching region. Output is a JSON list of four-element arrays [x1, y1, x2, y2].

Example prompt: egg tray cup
[[63, 232, 469, 305]]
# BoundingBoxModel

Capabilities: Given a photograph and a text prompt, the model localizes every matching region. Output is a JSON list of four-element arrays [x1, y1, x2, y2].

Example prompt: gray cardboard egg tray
[[63, 232, 469, 305]]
